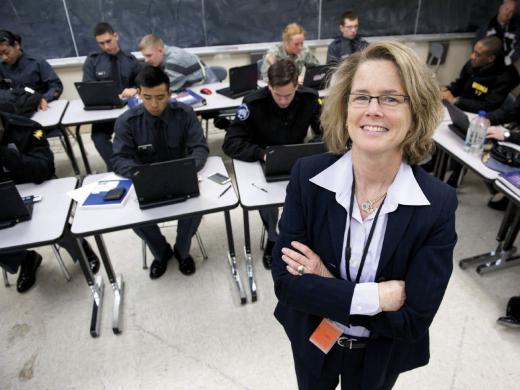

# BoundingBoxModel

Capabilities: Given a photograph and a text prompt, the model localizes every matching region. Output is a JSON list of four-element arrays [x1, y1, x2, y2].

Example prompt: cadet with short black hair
[[327, 11, 368, 64], [112, 66, 209, 279], [0, 30, 63, 111], [82, 22, 142, 171], [223, 59, 322, 269]]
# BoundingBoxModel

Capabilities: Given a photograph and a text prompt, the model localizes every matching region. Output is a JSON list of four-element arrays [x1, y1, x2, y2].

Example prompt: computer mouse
[[200, 87, 212, 95]]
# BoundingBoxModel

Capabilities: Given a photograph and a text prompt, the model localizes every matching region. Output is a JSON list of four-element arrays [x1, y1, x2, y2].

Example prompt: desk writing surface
[[61, 99, 128, 126], [232, 159, 288, 209], [433, 122, 498, 181], [31, 99, 68, 128], [0, 177, 77, 252], [71, 156, 238, 236], [495, 180, 520, 206], [191, 82, 246, 113]]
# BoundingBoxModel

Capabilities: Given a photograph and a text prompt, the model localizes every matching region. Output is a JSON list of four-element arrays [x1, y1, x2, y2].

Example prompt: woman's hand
[[486, 126, 506, 141], [281, 241, 334, 278], [378, 280, 406, 311]]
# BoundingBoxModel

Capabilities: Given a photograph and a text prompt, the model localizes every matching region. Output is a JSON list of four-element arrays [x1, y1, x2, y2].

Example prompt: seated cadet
[[260, 23, 320, 81], [326, 10, 368, 64], [138, 34, 217, 92], [112, 66, 209, 279], [222, 59, 321, 269], [0, 112, 99, 293], [82, 22, 142, 171], [476, 0, 520, 66], [0, 30, 63, 111], [440, 36, 518, 113]]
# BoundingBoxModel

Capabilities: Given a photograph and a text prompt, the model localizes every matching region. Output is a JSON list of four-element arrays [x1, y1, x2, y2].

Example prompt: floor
[[1, 125, 520, 390]]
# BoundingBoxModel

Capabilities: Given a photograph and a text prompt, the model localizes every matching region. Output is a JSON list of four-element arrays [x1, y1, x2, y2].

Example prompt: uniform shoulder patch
[[32, 129, 44, 140], [236, 103, 250, 121]]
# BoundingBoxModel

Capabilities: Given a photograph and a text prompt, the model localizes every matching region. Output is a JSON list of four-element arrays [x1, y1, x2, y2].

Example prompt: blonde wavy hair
[[321, 41, 443, 164], [282, 23, 305, 43]]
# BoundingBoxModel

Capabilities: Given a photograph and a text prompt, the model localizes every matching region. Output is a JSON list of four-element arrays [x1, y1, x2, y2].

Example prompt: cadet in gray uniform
[[326, 11, 368, 64], [0, 30, 63, 110], [139, 34, 217, 92], [82, 22, 142, 171], [260, 23, 319, 81], [112, 66, 209, 279], [223, 59, 322, 269]]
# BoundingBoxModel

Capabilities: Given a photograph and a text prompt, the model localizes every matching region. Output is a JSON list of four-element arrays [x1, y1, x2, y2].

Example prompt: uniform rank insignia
[[472, 81, 488, 95], [236, 104, 250, 121], [32, 129, 44, 140]]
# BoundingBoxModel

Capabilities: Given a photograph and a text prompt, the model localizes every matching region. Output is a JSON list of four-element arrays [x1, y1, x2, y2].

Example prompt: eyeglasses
[[348, 94, 410, 108]]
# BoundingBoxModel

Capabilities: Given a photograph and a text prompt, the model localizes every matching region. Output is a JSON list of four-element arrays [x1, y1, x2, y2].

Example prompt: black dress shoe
[[263, 240, 276, 270], [497, 315, 520, 329], [173, 246, 196, 275], [17, 251, 42, 293], [81, 239, 100, 274], [487, 196, 509, 211], [150, 259, 168, 279]]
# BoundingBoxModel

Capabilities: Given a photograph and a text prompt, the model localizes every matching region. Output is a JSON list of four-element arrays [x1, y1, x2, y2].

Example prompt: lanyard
[[345, 175, 386, 283]]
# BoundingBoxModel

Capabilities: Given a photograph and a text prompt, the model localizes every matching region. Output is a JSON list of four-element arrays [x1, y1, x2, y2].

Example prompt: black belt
[[337, 336, 368, 349]]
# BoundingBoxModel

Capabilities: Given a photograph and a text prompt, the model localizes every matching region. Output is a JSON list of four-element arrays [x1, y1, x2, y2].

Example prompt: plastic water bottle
[[464, 110, 489, 155]]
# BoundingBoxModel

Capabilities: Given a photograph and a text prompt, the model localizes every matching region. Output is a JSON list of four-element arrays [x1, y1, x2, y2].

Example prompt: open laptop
[[216, 63, 259, 99], [303, 64, 332, 90], [74, 80, 127, 110], [131, 158, 200, 210], [261, 142, 327, 182], [443, 99, 470, 140], [0, 181, 34, 229]]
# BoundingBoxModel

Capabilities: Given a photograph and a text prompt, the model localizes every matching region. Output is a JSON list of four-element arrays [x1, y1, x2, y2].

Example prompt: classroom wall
[[54, 37, 473, 101]]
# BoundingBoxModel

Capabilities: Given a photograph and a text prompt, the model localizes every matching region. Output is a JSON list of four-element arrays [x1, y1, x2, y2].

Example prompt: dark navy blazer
[[271, 153, 458, 389]]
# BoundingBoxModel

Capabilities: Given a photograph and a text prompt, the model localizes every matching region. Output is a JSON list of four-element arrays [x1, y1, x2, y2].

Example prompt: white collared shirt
[[310, 151, 430, 337]]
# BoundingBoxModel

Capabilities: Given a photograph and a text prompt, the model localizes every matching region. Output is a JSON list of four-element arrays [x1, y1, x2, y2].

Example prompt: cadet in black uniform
[[0, 30, 63, 110], [112, 66, 208, 279], [326, 11, 368, 64], [223, 59, 322, 269], [82, 22, 142, 170], [440, 36, 519, 113], [0, 112, 99, 293]]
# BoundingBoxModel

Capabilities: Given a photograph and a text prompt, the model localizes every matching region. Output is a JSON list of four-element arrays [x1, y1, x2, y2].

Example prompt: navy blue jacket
[[271, 153, 457, 389], [0, 52, 62, 102]]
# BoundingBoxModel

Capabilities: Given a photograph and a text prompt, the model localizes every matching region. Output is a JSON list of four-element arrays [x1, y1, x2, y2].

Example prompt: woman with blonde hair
[[260, 23, 319, 80], [271, 41, 457, 389]]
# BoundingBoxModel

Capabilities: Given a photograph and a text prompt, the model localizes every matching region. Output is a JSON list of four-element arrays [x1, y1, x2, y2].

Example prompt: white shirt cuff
[[350, 283, 381, 315]]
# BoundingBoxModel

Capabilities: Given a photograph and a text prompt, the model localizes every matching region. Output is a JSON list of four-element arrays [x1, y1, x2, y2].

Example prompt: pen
[[251, 182, 268, 193], [219, 185, 232, 198]]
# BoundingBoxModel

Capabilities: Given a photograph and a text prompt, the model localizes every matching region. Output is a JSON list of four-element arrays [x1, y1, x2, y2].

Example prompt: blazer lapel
[[377, 205, 414, 276], [326, 192, 347, 270]]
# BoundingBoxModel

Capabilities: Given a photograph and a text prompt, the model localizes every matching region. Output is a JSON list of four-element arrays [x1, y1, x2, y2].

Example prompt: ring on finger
[[297, 264, 305, 275]]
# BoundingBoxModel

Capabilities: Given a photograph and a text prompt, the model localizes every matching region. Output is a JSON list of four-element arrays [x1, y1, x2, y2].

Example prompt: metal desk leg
[[75, 125, 92, 174], [459, 202, 517, 269], [76, 237, 104, 338], [224, 210, 247, 304], [59, 125, 80, 176], [243, 209, 257, 302], [94, 234, 124, 334], [477, 207, 520, 274]]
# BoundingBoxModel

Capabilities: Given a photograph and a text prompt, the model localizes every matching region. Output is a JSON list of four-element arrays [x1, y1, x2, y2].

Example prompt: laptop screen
[[229, 63, 258, 93], [0, 181, 32, 224], [131, 158, 199, 208], [443, 100, 470, 139]]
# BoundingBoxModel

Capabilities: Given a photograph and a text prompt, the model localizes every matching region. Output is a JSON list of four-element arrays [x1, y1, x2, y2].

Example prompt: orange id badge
[[309, 318, 342, 354]]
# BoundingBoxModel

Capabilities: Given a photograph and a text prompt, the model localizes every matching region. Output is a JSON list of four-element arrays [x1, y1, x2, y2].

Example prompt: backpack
[[0, 78, 41, 117]]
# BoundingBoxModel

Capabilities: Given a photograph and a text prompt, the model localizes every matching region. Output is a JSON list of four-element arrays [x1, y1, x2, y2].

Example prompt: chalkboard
[[0, 0, 508, 60]]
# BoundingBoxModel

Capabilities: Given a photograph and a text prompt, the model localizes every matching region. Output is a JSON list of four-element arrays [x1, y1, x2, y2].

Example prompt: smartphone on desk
[[208, 173, 231, 185]]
